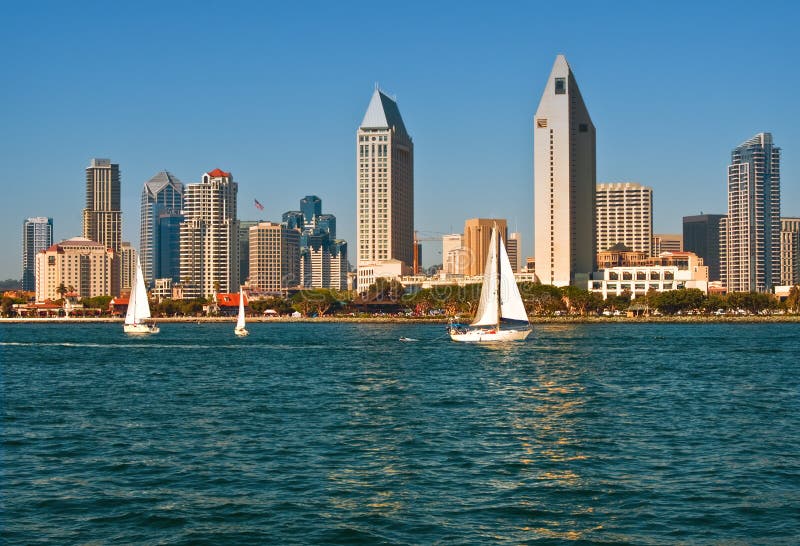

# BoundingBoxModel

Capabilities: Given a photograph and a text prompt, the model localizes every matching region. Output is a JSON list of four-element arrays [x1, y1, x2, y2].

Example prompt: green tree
[[561, 286, 602, 316], [785, 285, 800, 314], [367, 277, 405, 302], [81, 295, 112, 310], [519, 282, 565, 315], [291, 289, 341, 316]]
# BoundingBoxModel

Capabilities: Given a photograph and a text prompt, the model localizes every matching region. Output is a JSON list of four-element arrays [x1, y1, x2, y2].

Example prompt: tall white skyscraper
[[356, 88, 414, 290], [533, 55, 596, 287], [720, 133, 781, 292], [596, 182, 653, 255], [179, 169, 239, 298]]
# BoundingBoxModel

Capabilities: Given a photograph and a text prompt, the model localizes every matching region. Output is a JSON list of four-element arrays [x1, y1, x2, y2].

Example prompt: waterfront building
[[356, 88, 414, 290], [683, 214, 725, 282], [140, 171, 184, 287], [781, 217, 800, 286], [249, 221, 300, 293], [652, 234, 683, 255], [83, 158, 122, 295], [179, 169, 239, 299], [720, 133, 781, 292], [151, 278, 172, 302], [22, 217, 53, 291], [442, 234, 466, 275], [357, 259, 405, 293], [533, 55, 596, 287], [120, 242, 136, 292], [35, 237, 114, 301], [596, 182, 653, 255], [589, 251, 709, 300], [463, 219, 507, 276], [596, 244, 650, 270]]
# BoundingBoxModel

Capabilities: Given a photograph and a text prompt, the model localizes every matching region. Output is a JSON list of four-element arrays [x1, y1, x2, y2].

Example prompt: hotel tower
[[83, 158, 122, 295], [356, 88, 414, 291], [533, 55, 596, 287], [720, 133, 781, 292]]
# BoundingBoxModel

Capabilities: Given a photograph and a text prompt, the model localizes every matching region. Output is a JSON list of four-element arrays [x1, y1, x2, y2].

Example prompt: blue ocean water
[[1, 322, 799, 544]]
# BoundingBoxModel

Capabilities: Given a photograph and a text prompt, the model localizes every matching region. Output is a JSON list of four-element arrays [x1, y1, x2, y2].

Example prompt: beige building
[[249, 222, 300, 293], [357, 259, 406, 293], [442, 233, 466, 275], [356, 88, 414, 291], [534, 55, 596, 287], [781, 217, 800, 286], [463, 219, 508, 276], [83, 158, 122, 296], [35, 237, 114, 301], [120, 242, 136, 292], [589, 251, 709, 300], [652, 234, 683, 255], [597, 182, 653, 254], [179, 169, 240, 299]]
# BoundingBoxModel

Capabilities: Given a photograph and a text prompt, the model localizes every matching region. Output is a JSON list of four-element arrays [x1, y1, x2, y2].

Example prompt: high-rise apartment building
[[356, 88, 414, 290], [720, 133, 781, 292], [140, 171, 184, 287], [596, 182, 653, 255], [22, 217, 53, 291], [683, 214, 725, 281], [780, 217, 800, 286], [83, 158, 122, 295], [249, 222, 300, 293], [35, 237, 114, 301], [179, 169, 239, 298], [507, 232, 522, 273], [464, 219, 508, 276], [239, 220, 259, 285], [533, 55, 596, 286]]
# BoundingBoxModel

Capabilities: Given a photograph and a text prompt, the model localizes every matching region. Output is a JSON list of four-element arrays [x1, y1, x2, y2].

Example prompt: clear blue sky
[[2, 1, 798, 280]]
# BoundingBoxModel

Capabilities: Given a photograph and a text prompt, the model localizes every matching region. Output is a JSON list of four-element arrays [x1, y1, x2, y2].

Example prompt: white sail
[[236, 290, 246, 330], [125, 257, 151, 325], [499, 236, 529, 322], [471, 228, 500, 326]]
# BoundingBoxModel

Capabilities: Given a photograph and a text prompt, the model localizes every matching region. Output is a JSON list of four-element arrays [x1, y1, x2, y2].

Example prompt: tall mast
[[496, 225, 501, 330]]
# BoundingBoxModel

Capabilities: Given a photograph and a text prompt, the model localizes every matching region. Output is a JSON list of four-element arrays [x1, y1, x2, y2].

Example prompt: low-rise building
[[589, 251, 709, 300]]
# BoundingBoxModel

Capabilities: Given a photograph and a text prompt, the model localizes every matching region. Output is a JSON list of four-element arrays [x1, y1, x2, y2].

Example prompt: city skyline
[[2, 2, 799, 280]]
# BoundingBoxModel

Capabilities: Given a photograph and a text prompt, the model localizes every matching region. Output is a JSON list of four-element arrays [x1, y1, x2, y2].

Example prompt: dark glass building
[[683, 214, 725, 281]]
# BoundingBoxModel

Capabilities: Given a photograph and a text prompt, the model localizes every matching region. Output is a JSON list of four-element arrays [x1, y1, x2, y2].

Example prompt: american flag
[[254, 198, 264, 211]]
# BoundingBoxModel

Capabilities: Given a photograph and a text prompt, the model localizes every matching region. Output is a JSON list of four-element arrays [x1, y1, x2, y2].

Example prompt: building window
[[554, 78, 566, 94], [579, 123, 588, 132]]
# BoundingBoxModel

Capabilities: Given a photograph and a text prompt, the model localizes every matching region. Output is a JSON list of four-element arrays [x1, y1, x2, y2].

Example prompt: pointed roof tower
[[143, 171, 183, 198], [360, 89, 409, 139]]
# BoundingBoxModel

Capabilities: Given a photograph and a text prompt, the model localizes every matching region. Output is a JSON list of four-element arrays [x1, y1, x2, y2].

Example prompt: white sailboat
[[234, 287, 249, 337], [448, 226, 531, 342], [124, 257, 159, 334]]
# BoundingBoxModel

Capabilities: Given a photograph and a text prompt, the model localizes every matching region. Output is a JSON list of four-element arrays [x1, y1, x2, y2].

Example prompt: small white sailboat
[[448, 225, 531, 342], [234, 287, 249, 337], [124, 257, 159, 334]]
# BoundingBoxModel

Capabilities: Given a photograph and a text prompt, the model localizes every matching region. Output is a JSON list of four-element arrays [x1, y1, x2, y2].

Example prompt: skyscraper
[[120, 242, 136, 292], [683, 214, 725, 282], [463, 219, 508, 276], [179, 168, 239, 298], [249, 222, 300, 293], [596, 182, 653, 255], [300, 195, 322, 226], [780, 217, 800, 286], [22, 217, 53, 291], [508, 232, 522, 273], [356, 88, 414, 289], [140, 171, 184, 287], [721, 133, 781, 292], [533, 55, 596, 287], [83, 158, 122, 295]]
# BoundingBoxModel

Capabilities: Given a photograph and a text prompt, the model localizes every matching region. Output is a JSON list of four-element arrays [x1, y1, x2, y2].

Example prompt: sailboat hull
[[449, 327, 531, 343], [234, 327, 249, 337], [124, 323, 160, 335]]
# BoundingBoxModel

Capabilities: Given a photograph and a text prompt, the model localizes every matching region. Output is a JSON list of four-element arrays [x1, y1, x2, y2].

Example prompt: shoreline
[[1, 315, 799, 324]]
